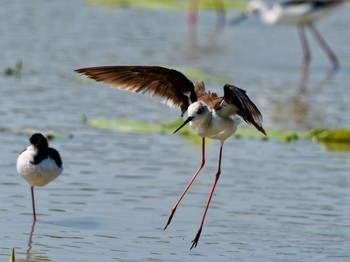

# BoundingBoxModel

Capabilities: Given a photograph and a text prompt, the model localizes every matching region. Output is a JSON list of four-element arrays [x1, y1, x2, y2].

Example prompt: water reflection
[[185, 18, 225, 60], [17, 221, 51, 262], [270, 69, 336, 130], [25, 221, 35, 261]]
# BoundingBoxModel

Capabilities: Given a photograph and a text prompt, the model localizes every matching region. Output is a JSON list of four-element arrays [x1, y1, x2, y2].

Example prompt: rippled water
[[1, 0, 350, 261]]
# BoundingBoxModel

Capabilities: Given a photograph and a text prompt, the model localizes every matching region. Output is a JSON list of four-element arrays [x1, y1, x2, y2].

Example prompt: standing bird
[[17, 133, 63, 221], [75, 66, 266, 249], [231, 0, 347, 70]]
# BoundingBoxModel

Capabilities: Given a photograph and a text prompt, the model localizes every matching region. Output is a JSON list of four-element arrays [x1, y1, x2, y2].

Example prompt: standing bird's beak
[[173, 116, 194, 134]]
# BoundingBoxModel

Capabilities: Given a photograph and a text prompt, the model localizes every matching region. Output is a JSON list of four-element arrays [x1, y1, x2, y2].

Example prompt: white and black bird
[[231, 0, 347, 69], [17, 133, 63, 221], [76, 65, 266, 249]]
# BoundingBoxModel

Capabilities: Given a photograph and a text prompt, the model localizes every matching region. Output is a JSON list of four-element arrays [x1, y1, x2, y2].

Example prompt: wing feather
[[75, 66, 197, 115], [222, 84, 266, 135]]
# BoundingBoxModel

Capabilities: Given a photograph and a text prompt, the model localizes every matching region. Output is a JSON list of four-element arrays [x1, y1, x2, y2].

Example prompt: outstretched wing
[[221, 84, 266, 135], [75, 66, 197, 116]]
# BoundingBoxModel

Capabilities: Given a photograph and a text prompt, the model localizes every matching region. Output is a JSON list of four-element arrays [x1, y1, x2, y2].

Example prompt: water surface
[[1, 0, 350, 261]]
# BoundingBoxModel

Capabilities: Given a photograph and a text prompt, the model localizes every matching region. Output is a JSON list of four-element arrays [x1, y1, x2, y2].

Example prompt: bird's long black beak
[[229, 12, 248, 26], [173, 116, 194, 134]]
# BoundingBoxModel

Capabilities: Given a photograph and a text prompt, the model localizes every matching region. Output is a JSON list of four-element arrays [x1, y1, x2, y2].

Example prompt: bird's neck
[[189, 114, 212, 137]]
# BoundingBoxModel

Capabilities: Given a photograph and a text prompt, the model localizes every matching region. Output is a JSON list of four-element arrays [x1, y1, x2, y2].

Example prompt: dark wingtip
[[75, 68, 86, 74], [252, 123, 267, 136]]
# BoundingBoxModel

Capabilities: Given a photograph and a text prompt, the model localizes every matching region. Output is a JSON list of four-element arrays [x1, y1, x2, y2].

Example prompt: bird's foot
[[190, 227, 202, 250], [164, 207, 176, 230]]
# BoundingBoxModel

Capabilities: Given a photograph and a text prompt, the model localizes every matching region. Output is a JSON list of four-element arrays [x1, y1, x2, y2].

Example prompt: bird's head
[[230, 0, 266, 26], [29, 133, 49, 150], [246, 0, 267, 16], [173, 101, 210, 133]]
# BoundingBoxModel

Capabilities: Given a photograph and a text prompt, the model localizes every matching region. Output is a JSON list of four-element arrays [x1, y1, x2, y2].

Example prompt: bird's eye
[[197, 107, 204, 114]]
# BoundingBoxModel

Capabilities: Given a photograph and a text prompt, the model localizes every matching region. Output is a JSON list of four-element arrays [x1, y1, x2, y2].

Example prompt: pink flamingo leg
[[31, 186, 37, 221], [164, 137, 206, 230], [190, 144, 223, 249]]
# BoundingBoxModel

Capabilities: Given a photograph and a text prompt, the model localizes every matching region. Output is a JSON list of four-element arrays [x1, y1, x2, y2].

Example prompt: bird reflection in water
[[270, 69, 337, 130], [16, 221, 51, 262]]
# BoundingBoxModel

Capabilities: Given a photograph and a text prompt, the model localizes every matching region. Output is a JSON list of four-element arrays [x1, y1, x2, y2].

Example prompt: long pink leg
[[164, 137, 206, 230], [298, 25, 311, 70], [31, 186, 37, 221], [308, 24, 340, 70], [190, 144, 223, 249]]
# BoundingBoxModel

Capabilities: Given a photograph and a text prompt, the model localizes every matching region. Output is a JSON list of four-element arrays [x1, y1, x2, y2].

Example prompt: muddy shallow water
[[1, 0, 350, 261]]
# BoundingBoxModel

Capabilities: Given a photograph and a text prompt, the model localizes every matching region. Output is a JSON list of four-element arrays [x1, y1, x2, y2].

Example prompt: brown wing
[[222, 84, 266, 135], [75, 66, 197, 116]]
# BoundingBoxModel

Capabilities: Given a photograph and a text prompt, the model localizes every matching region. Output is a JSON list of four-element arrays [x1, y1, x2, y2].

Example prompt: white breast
[[190, 112, 241, 143], [17, 146, 63, 187]]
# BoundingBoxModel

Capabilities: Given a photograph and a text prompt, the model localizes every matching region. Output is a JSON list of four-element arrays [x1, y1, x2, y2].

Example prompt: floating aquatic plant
[[84, 117, 350, 151], [0, 127, 73, 140], [85, 117, 203, 145], [308, 128, 350, 151], [4, 60, 22, 79], [84, 0, 246, 11]]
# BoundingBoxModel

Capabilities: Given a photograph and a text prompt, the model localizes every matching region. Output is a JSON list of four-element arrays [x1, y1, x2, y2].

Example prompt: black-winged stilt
[[17, 133, 63, 221], [75, 65, 266, 249], [231, 0, 347, 69]]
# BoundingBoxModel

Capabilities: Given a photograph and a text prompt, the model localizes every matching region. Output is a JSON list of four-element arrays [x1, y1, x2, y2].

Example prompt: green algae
[[84, 0, 246, 11], [0, 127, 73, 140], [84, 117, 350, 151], [309, 128, 350, 151]]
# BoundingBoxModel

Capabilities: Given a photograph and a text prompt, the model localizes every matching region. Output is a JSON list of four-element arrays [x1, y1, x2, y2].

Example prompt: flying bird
[[75, 65, 266, 249]]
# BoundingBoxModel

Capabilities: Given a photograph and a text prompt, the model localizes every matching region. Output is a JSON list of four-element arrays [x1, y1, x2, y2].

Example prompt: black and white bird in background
[[17, 133, 63, 221]]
